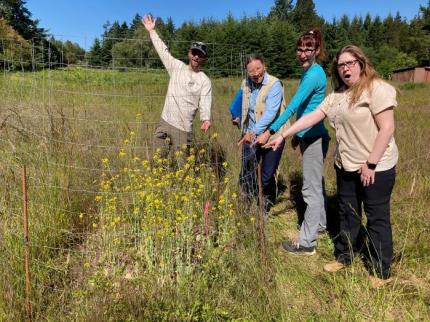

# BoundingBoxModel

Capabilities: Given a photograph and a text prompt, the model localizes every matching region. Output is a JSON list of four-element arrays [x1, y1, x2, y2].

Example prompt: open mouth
[[344, 73, 351, 79]]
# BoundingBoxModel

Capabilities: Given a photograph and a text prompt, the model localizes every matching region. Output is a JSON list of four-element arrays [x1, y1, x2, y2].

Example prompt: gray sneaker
[[282, 240, 316, 256]]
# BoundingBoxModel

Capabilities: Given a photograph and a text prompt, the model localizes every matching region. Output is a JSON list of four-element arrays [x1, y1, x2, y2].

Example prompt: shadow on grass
[[273, 170, 340, 240]]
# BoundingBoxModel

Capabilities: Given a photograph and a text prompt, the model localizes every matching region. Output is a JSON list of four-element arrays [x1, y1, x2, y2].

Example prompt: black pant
[[239, 141, 285, 208], [334, 166, 396, 279]]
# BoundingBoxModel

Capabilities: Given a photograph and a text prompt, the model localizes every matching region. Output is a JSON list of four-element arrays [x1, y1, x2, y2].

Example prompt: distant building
[[391, 66, 430, 83]]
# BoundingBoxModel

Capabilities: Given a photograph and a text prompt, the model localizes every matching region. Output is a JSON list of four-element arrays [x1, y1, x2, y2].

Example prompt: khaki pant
[[153, 118, 192, 158]]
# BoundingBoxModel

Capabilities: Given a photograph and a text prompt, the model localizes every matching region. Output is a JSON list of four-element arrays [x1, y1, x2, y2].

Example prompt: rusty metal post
[[21, 165, 32, 321], [204, 201, 210, 239]]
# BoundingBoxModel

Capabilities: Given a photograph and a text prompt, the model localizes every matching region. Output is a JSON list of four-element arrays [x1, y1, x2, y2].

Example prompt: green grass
[[0, 68, 429, 321]]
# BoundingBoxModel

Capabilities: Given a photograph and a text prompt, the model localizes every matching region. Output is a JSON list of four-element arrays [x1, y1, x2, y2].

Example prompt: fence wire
[[0, 36, 257, 319]]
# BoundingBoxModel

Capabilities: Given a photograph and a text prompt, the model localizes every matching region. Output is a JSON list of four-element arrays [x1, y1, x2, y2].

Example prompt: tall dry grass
[[0, 68, 428, 320]]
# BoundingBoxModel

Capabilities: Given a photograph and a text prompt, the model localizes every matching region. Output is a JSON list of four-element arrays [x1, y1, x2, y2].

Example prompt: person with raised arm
[[142, 15, 212, 156]]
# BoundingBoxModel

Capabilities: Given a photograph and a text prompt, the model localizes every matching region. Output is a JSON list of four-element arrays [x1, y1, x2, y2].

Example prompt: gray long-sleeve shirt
[[149, 30, 212, 132]]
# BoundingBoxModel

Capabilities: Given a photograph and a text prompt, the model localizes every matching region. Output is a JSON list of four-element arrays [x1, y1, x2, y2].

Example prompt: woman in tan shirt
[[265, 45, 397, 288]]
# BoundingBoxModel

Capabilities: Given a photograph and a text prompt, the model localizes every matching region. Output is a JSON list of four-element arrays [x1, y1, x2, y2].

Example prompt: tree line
[[1, 0, 429, 78], [0, 0, 84, 70], [87, 0, 430, 78]]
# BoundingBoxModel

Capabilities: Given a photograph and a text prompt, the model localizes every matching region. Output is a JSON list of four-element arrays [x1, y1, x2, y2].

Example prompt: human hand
[[255, 130, 271, 146], [142, 15, 156, 32], [200, 120, 211, 132], [238, 132, 256, 145], [358, 163, 375, 187], [262, 135, 284, 151], [231, 117, 240, 127]]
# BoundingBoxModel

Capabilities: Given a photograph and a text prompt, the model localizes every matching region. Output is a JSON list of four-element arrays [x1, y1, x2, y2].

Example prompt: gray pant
[[153, 118, 192, 158], [298, 136, 329, 248]]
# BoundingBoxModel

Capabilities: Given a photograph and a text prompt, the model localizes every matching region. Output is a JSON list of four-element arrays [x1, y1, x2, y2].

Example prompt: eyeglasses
[[337, 60, 359, 70], [296, 48, 315, 55]]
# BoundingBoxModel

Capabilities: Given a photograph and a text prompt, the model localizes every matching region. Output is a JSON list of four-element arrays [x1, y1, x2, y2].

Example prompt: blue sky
[[26, 0, 428, 49]]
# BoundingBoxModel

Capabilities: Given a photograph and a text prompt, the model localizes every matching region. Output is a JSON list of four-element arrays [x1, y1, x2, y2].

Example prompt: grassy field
[[0, 68, 429, 321]]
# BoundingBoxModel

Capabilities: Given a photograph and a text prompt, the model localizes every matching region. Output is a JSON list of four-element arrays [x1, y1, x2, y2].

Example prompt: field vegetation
[[0, 68, 429, 321]]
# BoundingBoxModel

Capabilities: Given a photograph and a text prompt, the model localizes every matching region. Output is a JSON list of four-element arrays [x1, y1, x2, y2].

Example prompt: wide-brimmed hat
[[190, 42, 208, 57]]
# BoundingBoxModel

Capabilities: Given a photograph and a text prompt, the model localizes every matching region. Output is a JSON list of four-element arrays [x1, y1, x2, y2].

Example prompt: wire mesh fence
[[0, 36, 270, 320]]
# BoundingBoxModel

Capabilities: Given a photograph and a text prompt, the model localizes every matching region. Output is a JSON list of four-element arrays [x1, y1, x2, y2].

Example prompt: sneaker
[[282, 240, 316, 256], [323, 261, 347, 273], [368, 275, 393, 289]]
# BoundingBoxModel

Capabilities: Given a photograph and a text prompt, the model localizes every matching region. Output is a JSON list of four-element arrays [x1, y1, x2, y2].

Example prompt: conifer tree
[[291, 0, 324, 32], [268, 0, 294, 21], [0, 0, 44, 39]]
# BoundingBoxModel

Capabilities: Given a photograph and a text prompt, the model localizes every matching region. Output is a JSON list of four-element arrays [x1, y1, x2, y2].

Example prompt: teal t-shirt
[[270, 63, 328, 138]]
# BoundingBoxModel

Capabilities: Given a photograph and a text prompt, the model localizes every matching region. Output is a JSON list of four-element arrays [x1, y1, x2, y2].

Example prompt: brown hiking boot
[[368, 275, 393, 289], [323, 261, 347, 273]]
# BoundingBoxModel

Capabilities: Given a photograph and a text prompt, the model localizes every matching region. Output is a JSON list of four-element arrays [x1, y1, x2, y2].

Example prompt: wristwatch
[[366, 161, 377, 170], [269, 128, 276, 135]]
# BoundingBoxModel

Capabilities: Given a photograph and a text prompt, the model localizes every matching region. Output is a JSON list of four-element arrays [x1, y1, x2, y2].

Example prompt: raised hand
[[142, 15, 156, 32]]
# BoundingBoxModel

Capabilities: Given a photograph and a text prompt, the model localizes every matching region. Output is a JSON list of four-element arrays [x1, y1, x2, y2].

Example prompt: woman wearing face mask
[[229, 54, 287, 214], [265, 45, 398, 288], [256, 28, 329, 255]]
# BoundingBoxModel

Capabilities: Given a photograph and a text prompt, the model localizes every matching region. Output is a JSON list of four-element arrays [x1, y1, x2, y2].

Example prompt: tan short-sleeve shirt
[[319, 80, 398, 172]]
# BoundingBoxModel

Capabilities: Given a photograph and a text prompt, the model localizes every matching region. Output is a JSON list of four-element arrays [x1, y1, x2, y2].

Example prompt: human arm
[[142, 14, 182, 72], [253, 80, 283, 135], [270, 71, 322, 132], [263, 108, 326, 150], [359, 82, 397, 186], [229, 89, 243, 127], [257, 72, 322, 145], [231, 86, 255, 145], [199, 78, 212, 132], [358, 107, 395, 186]]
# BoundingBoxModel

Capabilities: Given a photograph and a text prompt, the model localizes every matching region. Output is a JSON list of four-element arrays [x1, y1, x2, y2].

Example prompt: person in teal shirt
[[257, 28, 329, 255]]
